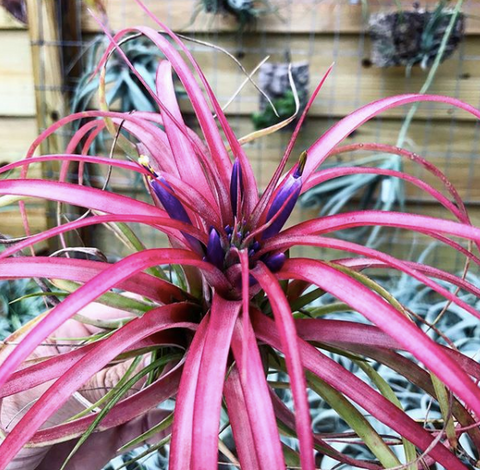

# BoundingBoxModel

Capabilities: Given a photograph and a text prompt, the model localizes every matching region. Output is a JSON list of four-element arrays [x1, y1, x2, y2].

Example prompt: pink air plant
[[1, 3, 480, 469]]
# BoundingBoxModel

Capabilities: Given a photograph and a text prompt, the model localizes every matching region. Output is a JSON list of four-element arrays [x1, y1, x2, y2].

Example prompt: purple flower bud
[[204, 227, 224, 270], [230, 158, 244, 217], [151, 178, 202, 253], [263, 252, 286, 272], [151, 178, 192, 225], [262, 175, 302, 240], [252, 241, 261, 252], [261, 153, 306, 240]]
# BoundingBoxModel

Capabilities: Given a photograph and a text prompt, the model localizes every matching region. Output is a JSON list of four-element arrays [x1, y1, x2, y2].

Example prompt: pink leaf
[[251, 263, 315, 470], [0, 257, 188, 304], [230, 319, 286, 469], [252, 310, 469, 470], [169, 315, 210, 470], [192, 295, 241, 469], [224, 367, 261, 470], [156, 61, 215, 207], [0, 249, 226, 393], [279, 258, 480, 422], [304, 94, 480, 179], [0, 304, 194, 465]]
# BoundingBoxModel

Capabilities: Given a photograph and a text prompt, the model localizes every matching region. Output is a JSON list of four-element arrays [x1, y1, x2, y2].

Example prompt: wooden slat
[[88, 32, 480, 121], [183, 34, 480, 121], [26, 0, 67, 150], [0, 118, 37, 161], [1, 204, 47, 239], [0, 31, 35, 117], [0, 117, 41, 179], [0, 6, 26, 29], [81, 0, 480, 35]]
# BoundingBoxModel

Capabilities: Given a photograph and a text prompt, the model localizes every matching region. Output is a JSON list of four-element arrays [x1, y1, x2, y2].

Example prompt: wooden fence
[[1, 0, 480, 268]]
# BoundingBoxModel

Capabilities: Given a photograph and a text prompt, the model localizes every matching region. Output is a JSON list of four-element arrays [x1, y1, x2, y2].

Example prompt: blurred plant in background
[[194, 0, 275, 32]]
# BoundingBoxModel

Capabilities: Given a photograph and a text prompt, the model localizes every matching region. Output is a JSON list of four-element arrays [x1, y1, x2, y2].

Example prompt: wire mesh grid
[[25, 0, 480, 271]]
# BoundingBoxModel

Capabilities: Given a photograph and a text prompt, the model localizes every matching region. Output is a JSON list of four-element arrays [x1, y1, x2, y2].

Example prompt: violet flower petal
[[230, 158, 243, 217], [204, 227, 224, 270], [151, 178, 203, 253], [262, 176, 302, 240], [263, 252, 287, 272]]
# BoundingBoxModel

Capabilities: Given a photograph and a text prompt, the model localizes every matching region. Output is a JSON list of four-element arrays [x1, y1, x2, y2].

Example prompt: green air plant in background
[[252, 61, 309, 131], [252, 90, 297, 130], [3, 1, 480, 470], [72, 35, 170, 117], [193, 0, 275, 31], [0, 279, 44, 339]]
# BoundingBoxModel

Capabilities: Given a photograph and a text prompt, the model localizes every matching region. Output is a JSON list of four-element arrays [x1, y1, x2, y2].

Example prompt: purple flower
[[262, 152, 307, 240]]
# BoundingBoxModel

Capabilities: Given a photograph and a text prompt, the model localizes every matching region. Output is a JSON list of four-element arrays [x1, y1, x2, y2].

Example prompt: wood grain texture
[[81, 0, 480, 35], [0, 118, 37, 161], [0, 31, 35, 117], [26, 0, 66, 152], [86, 32, 480, 121]]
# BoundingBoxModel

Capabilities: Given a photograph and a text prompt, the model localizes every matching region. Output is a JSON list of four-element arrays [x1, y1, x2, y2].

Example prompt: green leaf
[[431, 372, 458, 449], [356, 360, 417, 469]]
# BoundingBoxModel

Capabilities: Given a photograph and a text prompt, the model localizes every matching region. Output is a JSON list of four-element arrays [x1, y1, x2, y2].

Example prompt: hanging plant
[[252, 61, 309, 130], [196, 0, 275, 31], [368, 0, 465, 69], [72, 36, 173, 116]]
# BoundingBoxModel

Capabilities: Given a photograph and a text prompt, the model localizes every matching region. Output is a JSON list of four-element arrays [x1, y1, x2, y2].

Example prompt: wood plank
[[0, 31, 35, 117], [0, 118, 37, 161], [87, 33, 480, 122], [182, 34, 480, 121], [1, 204, 47, 239], [81, 0, 480, 35], [26, 0, 67, 147], [0, 117, 41, 179]]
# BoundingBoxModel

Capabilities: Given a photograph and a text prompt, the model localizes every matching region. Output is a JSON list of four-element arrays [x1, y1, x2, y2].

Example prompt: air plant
[[252, 90, 297, 130], [253, 61, 309, 131], [72, 35, 172, 116], [0, 278, 44, 339], [2, 2, 480, 470], [368, 0, 465, 70], [193, 0, 275, 31]]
